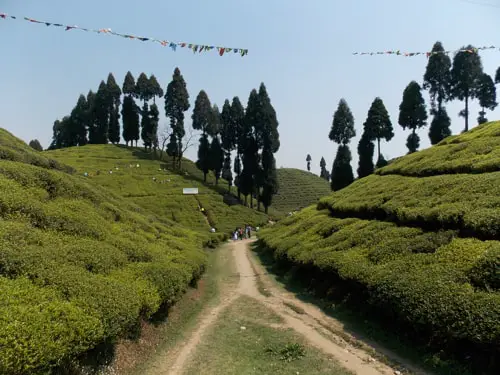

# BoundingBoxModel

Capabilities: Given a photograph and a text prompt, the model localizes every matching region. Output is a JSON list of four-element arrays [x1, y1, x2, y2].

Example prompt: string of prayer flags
[[0, 12, 249, 57], [352, 45, 499, 58]]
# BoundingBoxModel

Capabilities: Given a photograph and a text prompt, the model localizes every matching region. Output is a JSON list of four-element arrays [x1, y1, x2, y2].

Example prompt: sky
[[1, 0, 499, 176]]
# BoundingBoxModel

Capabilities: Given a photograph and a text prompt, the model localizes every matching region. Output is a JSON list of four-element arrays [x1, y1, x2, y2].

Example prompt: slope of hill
[[46, 145, 268, 237], [257, 121, 500, 374], [0, 129, 209, 374], [272, 168, 331, 215]]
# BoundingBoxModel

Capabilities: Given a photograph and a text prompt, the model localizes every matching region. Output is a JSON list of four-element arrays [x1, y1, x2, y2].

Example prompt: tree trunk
[[265, 206, 269, 214], [228, 183, 231, 192], [237, 188, 241, 201], [464, 95, 469, 132], [377, 138, 381, 160], [244, 195, 248, 205]]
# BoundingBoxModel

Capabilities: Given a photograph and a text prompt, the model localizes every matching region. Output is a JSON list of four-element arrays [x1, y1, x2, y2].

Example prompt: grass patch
[[184, 295, 352, 375]]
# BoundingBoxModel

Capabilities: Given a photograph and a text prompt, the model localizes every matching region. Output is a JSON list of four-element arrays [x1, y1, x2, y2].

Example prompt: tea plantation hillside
[[46, 144, 268, 237], [0, 129, 210, 374], [257, 121, 500, 374], [272, 168, 331, 215]]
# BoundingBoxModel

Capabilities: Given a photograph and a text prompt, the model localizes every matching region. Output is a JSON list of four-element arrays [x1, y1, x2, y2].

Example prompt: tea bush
[[271, 168, 331, 215], [258, 122, 500, 373]]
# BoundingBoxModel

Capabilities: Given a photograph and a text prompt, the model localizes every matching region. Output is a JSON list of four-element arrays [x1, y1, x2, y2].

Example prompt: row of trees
[[312, 42, 499, 191], [191, 83, 280, 213], [48, 68, 281, 213]]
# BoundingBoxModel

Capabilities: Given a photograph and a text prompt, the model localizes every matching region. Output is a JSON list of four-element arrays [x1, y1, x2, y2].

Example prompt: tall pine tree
[[209, 105, 224, 185], [86, 90, 98, 144], [94, 81, 109, 144], [319, 157, 330, 181], [106, 73, 122, 144], [231, 97, 245, 199], [363, 97, 393, 165], [423, 42, 452, 145], [121, 72, 140, 146], [306, 154, 312, 171], [398, 81, 428, 153], [429, 107, 452, 145], [450, 46, 483, 132], [329, 99, 355, 190], [192, 90, 213, 181], [357, 132, 375, 178], [69, 94, 89, 146], [149, 74, 164, 104], [165, 68, 190, 168], [149, 103, 160, 151], [221, 99, 236, 191], [475, 73, 497, 124]]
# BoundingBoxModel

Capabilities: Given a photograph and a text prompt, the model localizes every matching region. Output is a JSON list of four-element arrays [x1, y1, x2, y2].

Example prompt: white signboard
[[183, 188, 199, 195]]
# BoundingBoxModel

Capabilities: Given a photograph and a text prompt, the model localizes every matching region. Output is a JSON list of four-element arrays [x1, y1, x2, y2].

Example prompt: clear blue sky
[[1, 0, 499, 175]]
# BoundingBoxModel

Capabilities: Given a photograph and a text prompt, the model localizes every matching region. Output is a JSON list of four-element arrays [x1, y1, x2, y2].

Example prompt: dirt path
[[162, 239, 427, 375]]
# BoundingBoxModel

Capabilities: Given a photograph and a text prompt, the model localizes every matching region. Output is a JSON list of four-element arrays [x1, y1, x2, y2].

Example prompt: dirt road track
[[162, 240, 426, 375]]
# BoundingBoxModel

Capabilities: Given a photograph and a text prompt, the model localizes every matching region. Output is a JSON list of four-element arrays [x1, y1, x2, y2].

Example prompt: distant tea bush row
[[257, 207, 500, 371], [318, 172, 500, 239]]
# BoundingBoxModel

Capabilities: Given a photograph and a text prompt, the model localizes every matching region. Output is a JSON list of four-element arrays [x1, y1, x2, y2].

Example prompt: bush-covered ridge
[[272, 168, 331, 215], [0, 128, 74, 173], [258, 207, 500, 372], [0, 132, 207, 373], [378, 121, 500, 177], [258, 121, 500, 373], [318, 172, 500, 239]]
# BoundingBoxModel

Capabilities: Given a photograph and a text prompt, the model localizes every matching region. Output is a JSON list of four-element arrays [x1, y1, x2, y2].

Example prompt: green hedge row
[[378, 121, 500, 177], [318, 172, 500, 239], [258, 207, 500, 372]]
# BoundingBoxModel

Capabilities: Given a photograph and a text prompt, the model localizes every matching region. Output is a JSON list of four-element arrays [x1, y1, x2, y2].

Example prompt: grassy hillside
[[46, 144, 268, 237], [257, 121, 500, 374], [272, 168, 331, 215], [0, 129, 210, 374]]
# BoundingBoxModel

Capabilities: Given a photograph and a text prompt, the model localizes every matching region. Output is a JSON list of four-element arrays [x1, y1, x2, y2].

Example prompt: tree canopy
[[475, 72, 497, 124], [450, 46, 483, 131], [329, 99, 355, 145], [423, 41, 452, 112], [29, 139, 43, 151], [363, 97, 393, 161], [398, 81, 428, 153]]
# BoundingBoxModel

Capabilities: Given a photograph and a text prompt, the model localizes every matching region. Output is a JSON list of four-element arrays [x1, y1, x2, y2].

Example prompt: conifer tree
[[423, 41, 452, 113], [149, 103, 160, 151], [306, 154, 312, 171], [450, 46, 483, 132], [231, 97, 245, 199], [319, 157, 330, 181], [149, 74, 164, 104], [122, 72, 140, 146], [86, 90, 98, 144], [357, 132, 375, 178], [331, 146, 354, 191], [106, 73, 122, 144], [140, 102, 151, 149], [363, 97, 393, 165], [221, 99, 236, 191], [29, 139, 43, 151], [192, 90, 213, 181], [428, 107, 452, 145], [209, 105, 224, 184], [329, 99, 355, 190], [94, 81, 109, 144], [165, 68, 190, 168], [398, 81, 428, 153], [69, 94, 89, 146], [475, 73, 497, 124], [423, 41, 453, 145]]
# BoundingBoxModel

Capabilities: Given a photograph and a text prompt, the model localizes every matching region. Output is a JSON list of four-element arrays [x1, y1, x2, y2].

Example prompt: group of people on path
[[233, 225, 253, 240]]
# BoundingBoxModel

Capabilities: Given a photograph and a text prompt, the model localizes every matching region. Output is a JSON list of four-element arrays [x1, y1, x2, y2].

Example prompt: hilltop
[[46, 144, 268, 238], [257, 121, 500, 374], [271, 168, 331, 216], [0, 128, 266, 374]]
